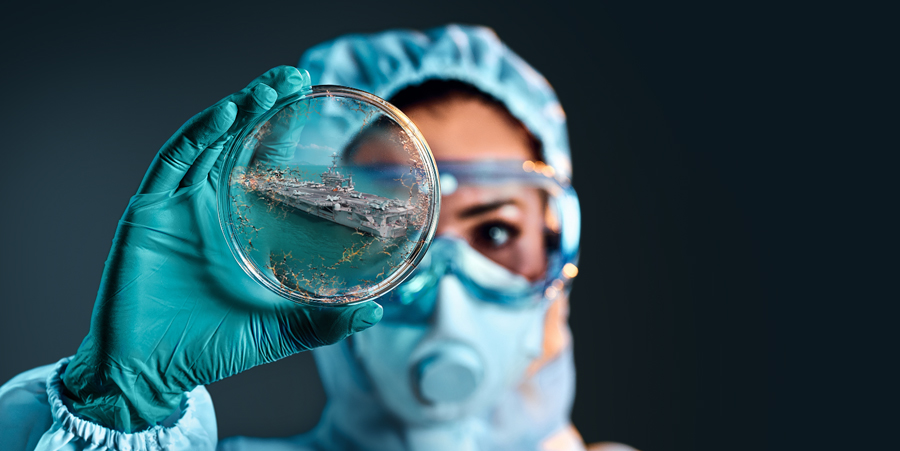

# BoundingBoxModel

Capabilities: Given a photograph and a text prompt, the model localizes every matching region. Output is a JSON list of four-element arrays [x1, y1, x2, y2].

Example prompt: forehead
[[351, 96, 536, 164]]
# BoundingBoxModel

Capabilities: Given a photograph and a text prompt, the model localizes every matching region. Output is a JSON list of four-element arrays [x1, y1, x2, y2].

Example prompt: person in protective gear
[[0, 24, 632, 451]]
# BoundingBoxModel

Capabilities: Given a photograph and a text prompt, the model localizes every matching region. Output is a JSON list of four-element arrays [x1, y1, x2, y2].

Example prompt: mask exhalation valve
[[414, 344, 483, 404]]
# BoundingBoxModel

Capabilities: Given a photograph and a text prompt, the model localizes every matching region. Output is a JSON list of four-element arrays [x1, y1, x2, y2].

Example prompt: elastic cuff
[[46, 357, 205, 450]]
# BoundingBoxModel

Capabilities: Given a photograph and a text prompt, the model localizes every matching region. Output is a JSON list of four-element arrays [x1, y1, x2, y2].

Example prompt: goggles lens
[[352, 160, 579, 323]]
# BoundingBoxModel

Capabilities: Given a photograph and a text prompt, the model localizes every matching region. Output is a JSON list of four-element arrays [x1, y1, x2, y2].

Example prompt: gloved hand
[[62, 66, 383, 432]]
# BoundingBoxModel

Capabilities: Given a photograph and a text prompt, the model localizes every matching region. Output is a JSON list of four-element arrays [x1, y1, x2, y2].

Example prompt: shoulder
[[0, 360, 61, 419], [0, 360, 64, 450]]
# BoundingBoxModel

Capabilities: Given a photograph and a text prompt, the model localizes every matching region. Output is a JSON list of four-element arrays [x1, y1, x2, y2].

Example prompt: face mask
[[351, 238, 547, 425]]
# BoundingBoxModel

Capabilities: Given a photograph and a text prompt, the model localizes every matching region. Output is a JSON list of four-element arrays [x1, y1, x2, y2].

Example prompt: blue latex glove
[[62, 66, 383, 432]]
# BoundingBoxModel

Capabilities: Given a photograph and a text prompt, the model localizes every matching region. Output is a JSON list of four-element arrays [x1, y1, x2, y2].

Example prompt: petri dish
[[217, 85, 440, 305]]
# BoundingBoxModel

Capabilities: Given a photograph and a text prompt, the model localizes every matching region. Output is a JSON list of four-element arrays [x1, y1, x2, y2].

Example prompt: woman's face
[[352, 95, 548, 280], [350, 95, 548, 424]]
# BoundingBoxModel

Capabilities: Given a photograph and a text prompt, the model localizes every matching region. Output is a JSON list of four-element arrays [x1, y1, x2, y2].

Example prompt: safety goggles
[[348, 160, 581, 323]]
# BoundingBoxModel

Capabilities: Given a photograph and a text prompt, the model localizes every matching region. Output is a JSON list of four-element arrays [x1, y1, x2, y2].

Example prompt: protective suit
[[0, 24, 594, 451]]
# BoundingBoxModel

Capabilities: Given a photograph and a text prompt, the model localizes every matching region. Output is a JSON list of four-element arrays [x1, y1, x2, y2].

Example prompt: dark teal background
[[3, 1, 878, 450]]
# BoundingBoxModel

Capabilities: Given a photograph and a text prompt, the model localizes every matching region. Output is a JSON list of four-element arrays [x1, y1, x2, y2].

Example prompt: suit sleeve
[[0, 357, 218, 451]]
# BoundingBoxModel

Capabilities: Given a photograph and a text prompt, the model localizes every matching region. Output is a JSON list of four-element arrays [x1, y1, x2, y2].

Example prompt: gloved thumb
[[295, 301, 383, 349], [345, 301, 383, 335]]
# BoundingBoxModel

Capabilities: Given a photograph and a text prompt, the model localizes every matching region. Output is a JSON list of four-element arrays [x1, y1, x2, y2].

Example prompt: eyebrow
[[457, 199, 519, 219]]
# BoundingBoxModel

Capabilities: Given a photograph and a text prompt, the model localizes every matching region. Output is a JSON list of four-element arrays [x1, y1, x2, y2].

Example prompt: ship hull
[[281, 198, 408, 238], [248, 181, 411, 239]]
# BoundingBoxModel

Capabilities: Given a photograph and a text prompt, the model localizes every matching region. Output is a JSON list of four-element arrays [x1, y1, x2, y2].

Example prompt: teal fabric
[[60, 66, 382, 432]]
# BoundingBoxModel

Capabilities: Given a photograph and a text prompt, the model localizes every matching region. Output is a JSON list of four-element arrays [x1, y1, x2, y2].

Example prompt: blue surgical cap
[[299, 24, 572, 179]]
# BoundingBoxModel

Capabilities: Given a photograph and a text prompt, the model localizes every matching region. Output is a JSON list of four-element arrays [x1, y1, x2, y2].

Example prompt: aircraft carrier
[[241, 154, 414, 238]]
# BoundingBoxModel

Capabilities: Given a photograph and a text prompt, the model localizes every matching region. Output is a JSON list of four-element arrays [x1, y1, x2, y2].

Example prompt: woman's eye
[[488, 226, 510, 246], [475, 222, 519, 248]]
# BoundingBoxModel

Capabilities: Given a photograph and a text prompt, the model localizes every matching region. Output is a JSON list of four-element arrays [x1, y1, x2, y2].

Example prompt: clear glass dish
[[217, 85, 440, 305]]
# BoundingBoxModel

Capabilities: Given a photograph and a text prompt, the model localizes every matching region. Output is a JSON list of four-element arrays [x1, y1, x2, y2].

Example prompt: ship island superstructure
[[241, 153, 414, 238]]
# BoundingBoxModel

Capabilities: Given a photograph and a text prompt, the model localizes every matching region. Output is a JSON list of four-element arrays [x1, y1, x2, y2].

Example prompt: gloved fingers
[[207, 141, 232, 186], [251, 101, 308, 167], [241, 66, 310, 100], [229, 82, 279, 117], [177, 82, 278, 188], [179, 142, 226, 188], [137, 101, 237, 195], [218, 66, 310, 137], [284, 301, 383, 351], [137, 67, 309, 195], [208, 67, 311, 185]]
